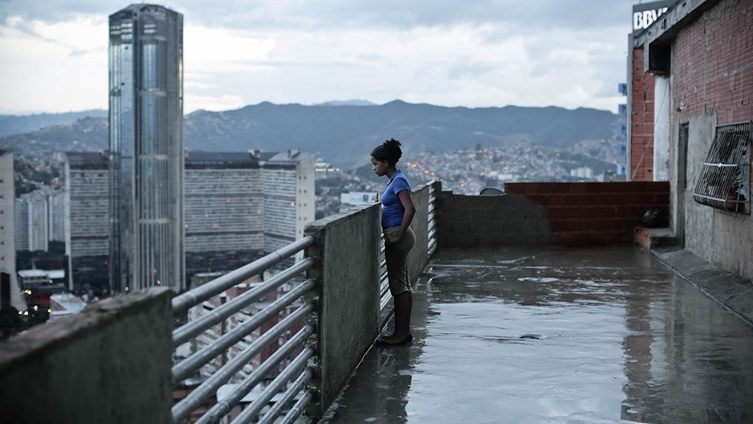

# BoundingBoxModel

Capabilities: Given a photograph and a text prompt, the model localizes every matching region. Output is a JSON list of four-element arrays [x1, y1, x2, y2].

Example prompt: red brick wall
[[506, 182, 669, 245], [672, 0, 753, 125], [631, 48, 655, 181]]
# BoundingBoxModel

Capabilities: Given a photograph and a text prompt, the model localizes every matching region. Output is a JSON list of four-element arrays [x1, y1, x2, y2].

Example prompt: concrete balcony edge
[[0, 287, 172, 371], [652, 248, 753, 327]]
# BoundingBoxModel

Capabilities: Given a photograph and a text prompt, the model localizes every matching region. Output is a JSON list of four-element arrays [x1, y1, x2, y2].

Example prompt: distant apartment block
[[0, 151, 24, 310], [48, 191, 65, 242], [184, 152, 264, 253], [64, 150, 315, 291], [13, 197, 28, 252], [262, 150, 315, 253], [14, 190, 49, 252], [64, 152, 109, 293], [12, 189, 64, 253]]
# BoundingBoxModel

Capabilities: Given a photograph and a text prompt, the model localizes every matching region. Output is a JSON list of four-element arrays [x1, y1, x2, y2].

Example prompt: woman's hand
[[384, 227, 402, 244]]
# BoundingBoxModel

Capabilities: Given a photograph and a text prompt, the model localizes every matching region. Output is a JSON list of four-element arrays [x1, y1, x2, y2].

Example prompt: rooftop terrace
[[326, 245, 753, 423], [1, 180, 751, 423]]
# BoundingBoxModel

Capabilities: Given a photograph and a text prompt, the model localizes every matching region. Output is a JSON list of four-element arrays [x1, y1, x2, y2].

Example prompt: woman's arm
[[397, 190, 415, 238]]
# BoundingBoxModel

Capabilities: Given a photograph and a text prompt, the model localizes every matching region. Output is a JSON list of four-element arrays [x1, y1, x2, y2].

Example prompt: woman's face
[[371, 157, 388, 176]]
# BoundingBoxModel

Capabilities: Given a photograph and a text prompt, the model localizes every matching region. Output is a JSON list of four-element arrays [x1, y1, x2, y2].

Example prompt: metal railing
[[378, 240, 391, 323], [427, 181, 438, 257], [171, 236, 316, 424]]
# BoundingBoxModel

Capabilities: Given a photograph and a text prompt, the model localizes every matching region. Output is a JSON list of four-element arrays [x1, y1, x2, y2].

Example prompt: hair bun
[[384, 138, 402, 149], [384, 138, 402, 163]]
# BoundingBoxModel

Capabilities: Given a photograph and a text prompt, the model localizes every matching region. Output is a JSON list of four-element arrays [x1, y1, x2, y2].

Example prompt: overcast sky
[[0, 1, 638, 114]]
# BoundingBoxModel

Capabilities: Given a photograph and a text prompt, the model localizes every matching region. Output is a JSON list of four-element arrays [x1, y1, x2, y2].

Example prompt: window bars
[[693, 122, 751, 214]]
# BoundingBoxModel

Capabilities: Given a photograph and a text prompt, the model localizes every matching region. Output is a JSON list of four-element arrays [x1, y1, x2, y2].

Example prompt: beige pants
[[384, 227, 415, 296]]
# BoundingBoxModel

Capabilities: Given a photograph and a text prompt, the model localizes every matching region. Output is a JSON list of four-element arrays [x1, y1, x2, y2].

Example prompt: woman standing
[[371, 139, 416, 345]]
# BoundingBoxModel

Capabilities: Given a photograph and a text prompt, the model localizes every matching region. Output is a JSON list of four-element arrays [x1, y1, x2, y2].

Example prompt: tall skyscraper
[[109, 4, 184, 293]]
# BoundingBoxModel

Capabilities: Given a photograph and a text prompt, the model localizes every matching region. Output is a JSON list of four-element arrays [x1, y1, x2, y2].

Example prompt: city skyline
[[1, 1, 637, 114]]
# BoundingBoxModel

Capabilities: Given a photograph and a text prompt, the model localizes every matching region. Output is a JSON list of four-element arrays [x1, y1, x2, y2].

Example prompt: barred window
[[693, 122, 751, 214]]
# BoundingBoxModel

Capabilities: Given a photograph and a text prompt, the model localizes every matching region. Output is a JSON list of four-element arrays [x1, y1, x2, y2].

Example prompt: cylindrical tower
[[109, 4, 184, 293]]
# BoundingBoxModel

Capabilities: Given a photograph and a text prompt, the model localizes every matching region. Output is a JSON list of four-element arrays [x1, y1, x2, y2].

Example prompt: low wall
[[438, 182, 670, 247], [305, 204, 381, 414], [437, 191, 552, 247], [0, 288, 173, 424]]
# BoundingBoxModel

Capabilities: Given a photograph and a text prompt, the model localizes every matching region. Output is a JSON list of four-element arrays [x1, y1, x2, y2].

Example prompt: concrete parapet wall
[[305, 204, 381, 414], [438, 191, 552, 247], [0, 288, 173, 424], [439, 182, 670, 247]]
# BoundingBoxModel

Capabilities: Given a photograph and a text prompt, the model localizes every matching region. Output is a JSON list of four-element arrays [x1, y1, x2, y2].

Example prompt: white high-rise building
[[48, 191, 65, 242], [26, 191, 49, 251], [64, 152, 110, 293], [0, 151, 25, 310], [262, 150, 315, 253], [15, 190, 49, 252], [14, 197, 28, 252], [184, 152, 264, 254]]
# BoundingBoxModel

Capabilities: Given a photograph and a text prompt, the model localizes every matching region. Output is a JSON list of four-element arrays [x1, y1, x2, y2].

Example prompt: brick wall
[[631, 48, 656, 181], [672, 0, 753, 125], [506, 182, 670, 245], [669, 0, 753, 280], [437, 182, 670, 247]]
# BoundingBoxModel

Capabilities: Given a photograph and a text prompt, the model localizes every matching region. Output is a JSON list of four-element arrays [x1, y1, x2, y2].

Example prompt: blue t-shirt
[[381, 170, 411, 229]]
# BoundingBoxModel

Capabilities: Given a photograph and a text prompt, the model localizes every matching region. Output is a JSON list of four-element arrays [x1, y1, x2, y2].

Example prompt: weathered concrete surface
[[0, 288, 173, 424], [653, 247, 753, 327], [325, 246, 753, 423], [437, 191, 552, 247], [677, 114, 753, 281], [305, 204, 382, 414], [441, 183, 671, 247]]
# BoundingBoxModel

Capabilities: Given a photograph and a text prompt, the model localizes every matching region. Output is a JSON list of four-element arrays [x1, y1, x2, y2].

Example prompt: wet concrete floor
[[324, 246, 753, 423]]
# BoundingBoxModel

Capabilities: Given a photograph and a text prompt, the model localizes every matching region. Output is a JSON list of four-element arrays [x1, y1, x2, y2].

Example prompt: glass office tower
[[109, 4, 184, 293]]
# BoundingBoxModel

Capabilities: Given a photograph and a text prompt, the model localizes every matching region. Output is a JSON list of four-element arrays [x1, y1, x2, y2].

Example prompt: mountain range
[[0, 109, 107, 138], [0, 101, 618, 168]]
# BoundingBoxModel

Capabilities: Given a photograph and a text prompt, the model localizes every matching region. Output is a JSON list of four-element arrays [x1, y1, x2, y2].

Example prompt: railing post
[[303, 224, 324, 419]]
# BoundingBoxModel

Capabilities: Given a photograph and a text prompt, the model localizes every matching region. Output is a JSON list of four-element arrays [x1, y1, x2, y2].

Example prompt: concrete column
[[653, 75, 671, 181]]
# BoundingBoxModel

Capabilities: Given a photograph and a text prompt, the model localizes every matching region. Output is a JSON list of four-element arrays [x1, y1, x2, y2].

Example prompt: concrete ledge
[[634, 227, 679, 249], [652, 248, 753, 327], [0, 288, 173, 424], [305, 203, 381, 414]]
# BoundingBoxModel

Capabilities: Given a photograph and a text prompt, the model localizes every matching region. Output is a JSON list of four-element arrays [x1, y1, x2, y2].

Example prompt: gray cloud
[[2, 0, 638, 32], [447, 58, 497, 80]]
